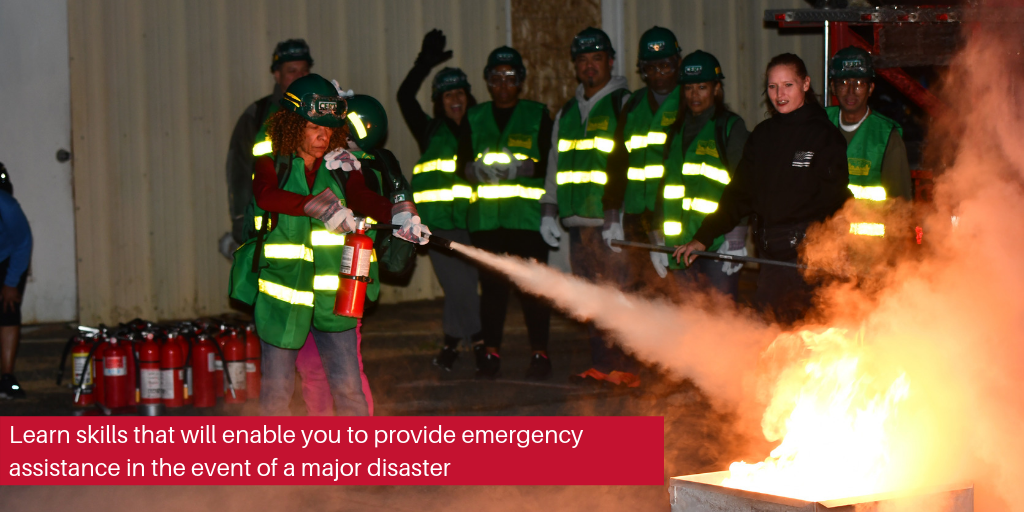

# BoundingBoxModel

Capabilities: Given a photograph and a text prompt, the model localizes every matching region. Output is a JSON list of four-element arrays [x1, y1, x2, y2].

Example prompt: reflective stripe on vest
[[849, 184, 887, 201], [681, 197, 718, 214], [414, 184, 473, 203], [313, 275, 340, 291], [478, 152, 536, 165], [664, 185, 685, 199], [258, 279, 314, 307], [311, 230, 345, 246], [556, 170, 607, 185], [413, 158, 457, 174], [252, 140, 273, 157], [264, 244, 313, 262], [682, 162, 730, 185], [627, 165, 665, 181], [473, 184, 546, 201], [254, 216, 273, 231], [557, 137, 614, 153], [850, 222, 885, 237]]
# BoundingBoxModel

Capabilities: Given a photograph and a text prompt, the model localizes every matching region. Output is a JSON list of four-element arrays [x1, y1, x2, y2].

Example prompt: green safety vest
[[252, 102, 280, 159], [235, 156, 380, 349], [622, 86, 680, 214], [410, 120, 470, 230], [660, 115, 738, 269], [555, 90, 626, 219], [467, 100, 546, 232], [826, 107, 903, 237]]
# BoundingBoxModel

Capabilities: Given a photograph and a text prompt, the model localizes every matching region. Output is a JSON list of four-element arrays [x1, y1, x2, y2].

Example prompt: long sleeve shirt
[[226, 88, 280, 242], [252, 156, 393, 225], [693, 102, 850, 247], [0, 191, 32, 287]]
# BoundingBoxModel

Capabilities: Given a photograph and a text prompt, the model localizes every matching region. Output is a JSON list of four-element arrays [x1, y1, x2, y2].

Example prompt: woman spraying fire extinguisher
[[229, 74, 429, 416]]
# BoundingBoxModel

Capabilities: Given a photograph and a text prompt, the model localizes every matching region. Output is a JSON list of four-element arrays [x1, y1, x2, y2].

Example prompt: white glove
[[325, 206, 356, 234], [393, 212, 431, 245], [218, 232, 239, 261], [718, 243, 747, 276], [330, 80, 355, 99], [324, 148, 361, 172], [651, 252, 669, 278], [539, 216, 562, 248], [602, 222, 624, 252]]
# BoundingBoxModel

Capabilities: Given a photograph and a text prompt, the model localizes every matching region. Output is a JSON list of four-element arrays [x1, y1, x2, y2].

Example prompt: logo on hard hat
[[578, 36, 597, 46], [317, 100, 338, 114], [843, 59, 865, 71], [684, 65, 702, 76], [648, 41, 666, 52], [497, 52, 513, 61]]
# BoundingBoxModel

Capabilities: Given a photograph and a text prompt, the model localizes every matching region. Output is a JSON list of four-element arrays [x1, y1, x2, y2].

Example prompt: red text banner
[[0, 416, 663, 485]]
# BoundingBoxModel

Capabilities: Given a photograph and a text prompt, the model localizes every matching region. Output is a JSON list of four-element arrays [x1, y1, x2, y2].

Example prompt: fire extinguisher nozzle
[[427, 235, 453, 251]]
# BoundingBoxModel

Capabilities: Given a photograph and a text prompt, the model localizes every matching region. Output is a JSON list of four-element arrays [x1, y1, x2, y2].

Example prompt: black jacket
[[693, 102, 851, 247], [226, 89, 279, 243]]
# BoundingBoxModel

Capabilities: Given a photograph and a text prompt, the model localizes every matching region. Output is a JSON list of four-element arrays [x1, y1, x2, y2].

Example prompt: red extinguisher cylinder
[[71, 339, 95, 407], [334, 228, 374, 318], [102, 340, 129, 409], [177, 334, 193, 405], [245, 326, 261, 401], [137, 336, 163, 415], [190, 335, 216, 408], [161, 338, 185, 408], [213, 335, 225, 398], [223, 332, 246, 404]]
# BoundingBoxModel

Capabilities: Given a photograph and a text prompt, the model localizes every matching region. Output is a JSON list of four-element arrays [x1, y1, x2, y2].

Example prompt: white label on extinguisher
[[246, 361, 257, 373], [207, 352, 216, 372], [160, 369, 176, 399], [227, 362, 247, 391], [356, 249, 372, 276], [185, 367, 192, 398], [72, 354, 93, 386], [341, 245, 355, 274], [214, 359, 223, 371], [103, 356, 127, 377], [140, 368, 162, 399]]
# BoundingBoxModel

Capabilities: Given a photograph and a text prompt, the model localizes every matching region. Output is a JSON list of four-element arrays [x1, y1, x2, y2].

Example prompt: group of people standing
[[400, 27, 911, 388], [224, 25, 912, 415]]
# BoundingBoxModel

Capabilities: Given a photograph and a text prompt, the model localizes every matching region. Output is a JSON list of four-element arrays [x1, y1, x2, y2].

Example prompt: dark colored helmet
[[571, 27, 615, 60], [679, 50, 724, 84], [0, 162, 10, 195], [637, 26, 680, 62], [830, 46, 874, 79], [484, 46, 526, 82], [280, 74, 347, 128], [271, 39, 313, 72], [345, 94, 389, 150], [431, 67, 471, 101]]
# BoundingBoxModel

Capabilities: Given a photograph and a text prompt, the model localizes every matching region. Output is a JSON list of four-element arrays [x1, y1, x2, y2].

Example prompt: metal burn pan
[[669, 471, 973, 512]]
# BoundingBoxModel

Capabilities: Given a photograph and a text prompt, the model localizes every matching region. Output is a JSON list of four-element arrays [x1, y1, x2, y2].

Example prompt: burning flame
[[722, 328, 911, 502]]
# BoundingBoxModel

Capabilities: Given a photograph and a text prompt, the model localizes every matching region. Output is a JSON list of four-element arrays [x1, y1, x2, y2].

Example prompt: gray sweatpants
[[427, 228, 481, 340]]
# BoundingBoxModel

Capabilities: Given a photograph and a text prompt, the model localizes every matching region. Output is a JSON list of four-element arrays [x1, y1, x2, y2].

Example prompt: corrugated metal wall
[[66, 0, 823, 326], [67, 0, 507, 325]]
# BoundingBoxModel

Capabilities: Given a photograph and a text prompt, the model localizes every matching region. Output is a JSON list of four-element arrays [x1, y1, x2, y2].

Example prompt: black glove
[[416, 29, 452, 68]]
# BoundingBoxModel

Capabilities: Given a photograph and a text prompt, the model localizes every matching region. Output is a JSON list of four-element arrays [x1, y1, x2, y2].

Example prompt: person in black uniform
[[675, 53, 850, 324]]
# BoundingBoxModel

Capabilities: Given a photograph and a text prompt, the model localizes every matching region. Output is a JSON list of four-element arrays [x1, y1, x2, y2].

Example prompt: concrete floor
[[0, 286, 760, 512]]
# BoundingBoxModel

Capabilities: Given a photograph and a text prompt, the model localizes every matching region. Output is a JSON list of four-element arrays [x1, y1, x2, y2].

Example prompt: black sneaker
[[475, 352, 501, 380], [432, 346, 459, 371], [473, 343, 487, 371], [525, 353, 551, 381], [0, 374, 26, 399]]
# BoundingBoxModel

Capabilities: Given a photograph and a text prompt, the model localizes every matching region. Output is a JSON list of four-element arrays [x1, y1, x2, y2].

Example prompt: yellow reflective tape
[[258, 279, 314, 307], [685, 198, 718, 213], [664, 221, 682, 236], [627, 167, 646, 181], [646, 131, 667, 145], [313, 275, 340, 291], [559, 137, 612, 153], [849, 184, 887, 201], [628, 135, 647, 151], [482, 152, 511, 165], [311, 230, 346, 246], [414, 188, 455, 203], [556, 171, 607, 185], [575, 139, 595, 151], [252, 140, 273, 156], [254, 216, 272, 231], [512, 153, 536, 162], [682, 162, 731, 185], [594, 137, 614, 153], [347, 112, 367, 139], [644, 165, 664, 179], [850, 222, 885, 237], [558, 139, 574, 152], [264, 244, 314, 261], [664, 185, 685, 199], [452, 184, 473, 198], [476, 184, 545, 200], [413, 158, 457, 175]]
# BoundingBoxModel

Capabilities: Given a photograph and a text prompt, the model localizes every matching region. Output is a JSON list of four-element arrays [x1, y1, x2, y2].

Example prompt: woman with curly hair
[[242, 74, 429, 416]]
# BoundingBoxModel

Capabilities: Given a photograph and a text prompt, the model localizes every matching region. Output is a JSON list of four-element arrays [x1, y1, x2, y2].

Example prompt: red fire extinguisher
[[61, 335, 98, 407], [176, 332, 193, 406], [102, 337, 130, 409], [245, 325, 261, 401], [137, 333, 163, 415], [161, 335, 185, 408], [223, 330, 246, 404], [92, 339, 106, 408], [190, 334, 216, 408], [213, 332, 226, 398], [335, 220, 375, 318]]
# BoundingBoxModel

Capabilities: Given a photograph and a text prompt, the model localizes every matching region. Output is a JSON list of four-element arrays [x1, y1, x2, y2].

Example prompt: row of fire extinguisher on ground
[[56, 319, 261, 415]]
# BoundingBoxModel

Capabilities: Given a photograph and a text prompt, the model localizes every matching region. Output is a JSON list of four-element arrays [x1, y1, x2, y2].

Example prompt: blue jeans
[[671, 256, 740, 301], [260, 327, 368, 416], [568, 226, 638, 374]]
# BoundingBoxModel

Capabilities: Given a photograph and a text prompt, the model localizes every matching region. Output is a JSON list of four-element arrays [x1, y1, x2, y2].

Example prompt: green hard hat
[[271, 39, 313, 72], [637, 26, 680, 62], [830, 46, 874, 79], [571, 27, 615, 60], [345, 94, 388, 150], [679, 50, 724, 84], [484, 46, 526, 81], [431, 67, 471, 101], [280, 74, 346, 128]]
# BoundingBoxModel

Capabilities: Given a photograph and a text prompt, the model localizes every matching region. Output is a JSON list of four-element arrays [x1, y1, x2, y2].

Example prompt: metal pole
[[609, 240, 813, 270], [823, 20, 830, 107]]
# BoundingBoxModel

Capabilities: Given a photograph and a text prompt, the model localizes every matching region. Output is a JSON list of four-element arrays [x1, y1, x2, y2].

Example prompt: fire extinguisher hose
[[74, 341, 104, 403], [210, 332, 237, 400]]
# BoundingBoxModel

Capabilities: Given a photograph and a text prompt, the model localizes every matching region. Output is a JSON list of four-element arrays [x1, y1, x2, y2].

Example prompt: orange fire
[[722, 328, 910, 502]]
